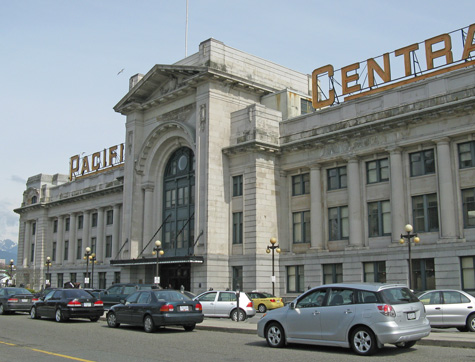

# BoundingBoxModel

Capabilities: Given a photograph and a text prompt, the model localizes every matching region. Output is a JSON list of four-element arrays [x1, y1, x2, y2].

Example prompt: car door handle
[[468, 306, 473, 309], [313, 311, 320, 315], [345, 309, 353, 314], [435, 307, 441, 310]]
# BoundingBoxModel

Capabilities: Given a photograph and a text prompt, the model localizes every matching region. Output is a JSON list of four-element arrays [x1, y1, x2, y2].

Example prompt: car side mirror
[[120, 299, 126, 304], [289, 302, 295, 310]]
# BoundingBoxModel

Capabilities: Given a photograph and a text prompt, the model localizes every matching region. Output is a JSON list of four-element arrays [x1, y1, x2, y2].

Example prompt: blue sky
[[1, 0, 474, 243]]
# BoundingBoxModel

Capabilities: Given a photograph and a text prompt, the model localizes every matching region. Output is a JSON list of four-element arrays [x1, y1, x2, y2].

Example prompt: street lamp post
[[45, 256, 52, 287], [399, 224, 420, 290], [89, 253, 96, 289], [152, 240, 164, 287], [266, 237, 281, 296], [9, 259, 14, 286], [84, 247, 92, 288]]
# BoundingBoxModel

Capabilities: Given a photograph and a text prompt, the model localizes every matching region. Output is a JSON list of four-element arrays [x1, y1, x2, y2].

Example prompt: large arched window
[[162, 147, 195, 256]]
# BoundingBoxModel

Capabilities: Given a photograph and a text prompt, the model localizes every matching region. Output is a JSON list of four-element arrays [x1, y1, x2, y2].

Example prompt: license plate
[[179, 306, 190, 312], [407, 312, 416, 320], [21, 299, 28, 303], [83, 303, 92, 307]]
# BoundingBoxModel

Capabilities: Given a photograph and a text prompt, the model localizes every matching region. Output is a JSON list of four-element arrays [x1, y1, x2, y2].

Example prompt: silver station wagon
[[257, 283, 431, 356]]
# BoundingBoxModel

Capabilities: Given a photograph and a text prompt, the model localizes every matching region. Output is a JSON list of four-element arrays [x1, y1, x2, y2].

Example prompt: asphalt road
[[1, 313, 475, 362]]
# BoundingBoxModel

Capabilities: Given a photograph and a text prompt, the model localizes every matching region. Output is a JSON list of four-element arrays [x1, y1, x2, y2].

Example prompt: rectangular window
[[292, 211, 310, 243], [64, 240, 69, 261], [91, 213, 98, 227], [32, 222, 36, 235], [412, 258, 435, 291], [364, 261, 386, 283], [105, 235, 112, 258], [165, 189, 176, 209], [412, 194, 439, 232], [462, 188, 475, 228], [323, 263, 343, 284], [232, 266, 243, 290], [366, 158, 389, 184], [76, 239, 82, 259], [57, 273, 63, 288], [410, 149, 435, 176], [77, 215, 83, 229], [52, 242, 57, 262], [99, 272, 107, 289], [458, 141, 475, 169], [30, 243, 35, 262], [292, 173, 310, 196], [53, 220, 58, 233], [233, 175, 243, 197], [368, 200, 391, 237], [328, 206, 349, 240], [301, 98, 314, 115], [461, 256, 475, 291], [114, 272, 121, 284], [232, 212, 243, 244], [70, 273, 77, 283], [91, 237, 97, 254], [327, 166, 347, 190], [106, 210, 113, 225], [287, 265, 305, 293], [65, 218, 70, 232]]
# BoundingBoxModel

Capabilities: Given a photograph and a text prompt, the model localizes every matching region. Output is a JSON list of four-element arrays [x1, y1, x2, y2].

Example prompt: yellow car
[[248, 291, 284, 313]]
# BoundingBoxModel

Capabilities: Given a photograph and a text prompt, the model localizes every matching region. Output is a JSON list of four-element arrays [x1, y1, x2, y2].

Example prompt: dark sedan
[[0, 287, 38, 315], [30, 288, 104, 322], [106, 289, 204, 333]]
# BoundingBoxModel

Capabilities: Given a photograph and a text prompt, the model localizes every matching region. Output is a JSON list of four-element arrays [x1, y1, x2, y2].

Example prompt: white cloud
[[0, 201, 20, 243], [10, 175, 26, 184]]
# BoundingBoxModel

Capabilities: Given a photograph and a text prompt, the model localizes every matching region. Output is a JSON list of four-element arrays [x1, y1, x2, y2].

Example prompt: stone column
[[96, 207, 105, 262], [347, 158, 364, 247], [68, 213, 77, 263], [112, 204, 121, 259], [82, 211, 90, 256], [435, 138, 457, 238], [389, 148, 405, 243], [310, 166, 324, 249], [142, 184, 154, 254], [23, 221, 31, 267], [57, 216, 64, 264]]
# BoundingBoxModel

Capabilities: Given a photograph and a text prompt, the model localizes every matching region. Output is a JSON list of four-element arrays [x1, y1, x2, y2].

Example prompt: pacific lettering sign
[[69, 144, 125, 180], [312, 24, 475, 109]]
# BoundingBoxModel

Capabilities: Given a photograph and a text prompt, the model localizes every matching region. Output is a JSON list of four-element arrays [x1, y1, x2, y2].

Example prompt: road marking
[[0, 340, 96, 361]]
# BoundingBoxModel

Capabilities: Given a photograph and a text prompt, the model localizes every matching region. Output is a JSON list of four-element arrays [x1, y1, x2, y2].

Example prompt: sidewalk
[[196, 317, 475, 349]]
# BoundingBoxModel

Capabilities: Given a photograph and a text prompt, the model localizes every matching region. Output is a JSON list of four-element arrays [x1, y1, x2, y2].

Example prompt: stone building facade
[[14, 38, 475, 299]]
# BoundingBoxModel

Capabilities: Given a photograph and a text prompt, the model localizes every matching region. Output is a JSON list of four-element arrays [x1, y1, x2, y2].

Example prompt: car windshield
[[153, 291, 192, 302], [7, 288, 31, 295], [380, 287, 419, 304]]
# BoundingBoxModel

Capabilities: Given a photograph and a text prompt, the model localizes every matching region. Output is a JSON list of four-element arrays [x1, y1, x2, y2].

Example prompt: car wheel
[[107, 312, 120, 328], [30, 307, 40, 319], [396, 340, 417, 349], [55, 308, 64, 323], [467, 314, 475, 332], [144, 315, 156, 333], [231, 309, 246, 321], [258, 304, 267, 313], [265, 322, 285, 348], [350, 326, 378, 356], [0, 304, 4, 315], [183, 324, 195, 331], [90, 317, 100, 322]]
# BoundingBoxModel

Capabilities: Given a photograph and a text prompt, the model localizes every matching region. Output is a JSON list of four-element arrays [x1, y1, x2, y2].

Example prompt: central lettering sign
[[312, 24, 475, 109], [69, 143, 125, 180]]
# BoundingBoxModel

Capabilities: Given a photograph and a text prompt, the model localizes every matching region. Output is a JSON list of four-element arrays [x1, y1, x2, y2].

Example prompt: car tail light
[[270, 299, 276, 303], [8, 298, 19, 303], [32, 298, 39, 302], [67, 299, 82, 307], [195, 303, 202, 311], [377, 304, 396, 317], [94, 300, 103, 307], [246, 302, 253, 308], [160, 304, 174, 312]]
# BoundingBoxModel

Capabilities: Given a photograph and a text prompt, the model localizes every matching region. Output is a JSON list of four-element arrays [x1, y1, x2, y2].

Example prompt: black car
[[30, 288, 104, 322], [0, 287, 38, 315], [97, 283, 160, 309], [106, 289, 204, 333]]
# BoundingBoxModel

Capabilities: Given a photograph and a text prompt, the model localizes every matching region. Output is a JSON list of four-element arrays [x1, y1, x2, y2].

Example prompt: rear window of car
[[7, 288, 31, 295], [64, 290, 93, 299], [153, 291, 192, 302], [379, 287, 419, 304]]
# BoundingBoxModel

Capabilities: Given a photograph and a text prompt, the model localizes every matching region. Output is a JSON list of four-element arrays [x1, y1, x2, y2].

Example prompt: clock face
[[178, 155, 188, 171]]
